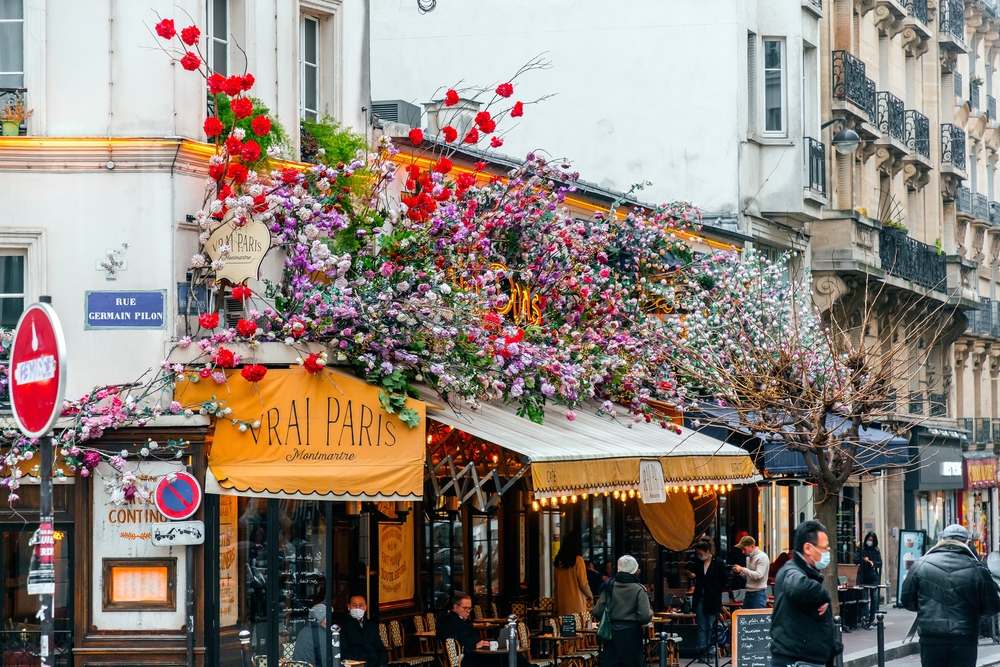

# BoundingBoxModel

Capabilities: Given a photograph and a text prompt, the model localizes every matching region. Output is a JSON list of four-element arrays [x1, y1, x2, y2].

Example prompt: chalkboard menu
[[731, 609, 772, 667], [560, 614, 577, 636]]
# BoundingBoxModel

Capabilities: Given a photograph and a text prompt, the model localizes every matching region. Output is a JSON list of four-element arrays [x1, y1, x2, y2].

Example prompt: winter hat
[[941, 524, 970, 542], [617, 555, 639, 574]]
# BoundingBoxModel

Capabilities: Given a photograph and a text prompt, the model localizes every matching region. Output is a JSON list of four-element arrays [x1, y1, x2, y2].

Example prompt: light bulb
[[571, 495, 578, 503], [613, 490, 620, 499], [628, 489, 636, 498], [532, 501, 540, 511], [581, 493, 588, 499], [540, 497, 548, 507]]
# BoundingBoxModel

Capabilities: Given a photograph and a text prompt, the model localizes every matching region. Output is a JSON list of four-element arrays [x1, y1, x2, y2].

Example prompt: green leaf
[[398, 408, 421, 428]]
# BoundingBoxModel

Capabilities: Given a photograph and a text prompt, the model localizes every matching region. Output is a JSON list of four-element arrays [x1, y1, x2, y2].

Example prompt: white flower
[[191, 254, 206, 268], [238, 423, 248, 432], [316, 178, 330, 191], [212, 259, 226, 271], [231, 127, 246, 140], [252, 421, 261, 429], [209, 200, 223, 214], [217, 244, 232, 257], [140, 447, 150, 457]]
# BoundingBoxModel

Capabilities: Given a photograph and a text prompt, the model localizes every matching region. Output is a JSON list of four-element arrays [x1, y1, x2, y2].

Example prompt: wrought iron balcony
[[805, 137, 826, 198], [991, 201, 1000, 226], [904, 0, 928, 24], [930, 392, 948, 417], [955, 72, 963, 98], [972, 81, 981, 109], [909, 391, 924, 415], [905, 110, 930, 157], [994, 418, 1000, 447], [959, 417, 974, 434], [833, 50, 876, 123], [941, 123, 967, 172], [940, 0, 966, 44], [879, 227, 947, 290], [977, 418, 992, 444], [968, 298, 994, 334], [974, 193, 990, 221], [957, 186, 972, 214], [991, 95, 997, 122], [877, 91, 905, 143]]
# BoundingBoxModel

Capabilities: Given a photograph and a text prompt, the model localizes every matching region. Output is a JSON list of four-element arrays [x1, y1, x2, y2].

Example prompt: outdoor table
[[413, 631, 437, 637], [654, 612, 696, 624], [529, 634, 581, 666]]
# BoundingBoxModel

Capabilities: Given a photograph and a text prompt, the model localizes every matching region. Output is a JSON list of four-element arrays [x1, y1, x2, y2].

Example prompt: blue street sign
[[177, 283, 208, 315], [85, 290, 167, 330]]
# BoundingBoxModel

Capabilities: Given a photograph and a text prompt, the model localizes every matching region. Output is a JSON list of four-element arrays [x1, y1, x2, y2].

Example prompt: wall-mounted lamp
[[821, 118, 862, 155]]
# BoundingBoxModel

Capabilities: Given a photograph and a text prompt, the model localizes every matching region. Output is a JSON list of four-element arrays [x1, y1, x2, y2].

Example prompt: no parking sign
[[154, 472, 202, 521]]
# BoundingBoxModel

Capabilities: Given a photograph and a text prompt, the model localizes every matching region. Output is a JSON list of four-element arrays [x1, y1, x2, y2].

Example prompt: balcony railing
[[905, 110, 930, 157], [905, 0, 929, 24], [833, 50, 877, 123], [930, 392, 948, 417], [977, 417, 992, 444], [940, 0, 966, 43], [972, 81, 982, 109], [805, 137, 826, 197], [974, 193, 990, 221], [969, 298, 994, 334], [957, 186, 973, 214], [942, 123, 967, 171], [955, 71, 964, 98], [994, 418, 1000, 447], [879, 228, 948, 290], [991, 201, 1000, 226], [909, 391, 924, 415], [877, 91, 906, 142], [991, 95, 997, 122], [959, 417, 974, 434]]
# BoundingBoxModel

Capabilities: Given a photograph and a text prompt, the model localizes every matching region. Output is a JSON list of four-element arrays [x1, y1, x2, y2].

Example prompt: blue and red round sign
[[154, 472, 202, 520]]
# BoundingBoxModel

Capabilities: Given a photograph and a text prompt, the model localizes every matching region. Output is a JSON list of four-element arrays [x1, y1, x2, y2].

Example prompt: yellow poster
[[176, 367, 426, 497], [379, 516, 415, 604], [219, 494, 239, 627]]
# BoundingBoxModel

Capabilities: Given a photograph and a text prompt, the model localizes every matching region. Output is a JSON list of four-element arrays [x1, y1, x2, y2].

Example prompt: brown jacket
[[553, 556, 592, 616]]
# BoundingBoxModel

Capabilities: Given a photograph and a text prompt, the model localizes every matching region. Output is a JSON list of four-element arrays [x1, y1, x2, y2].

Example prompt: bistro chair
[[444, 638, 462, 667], [517, 621, 554, 667], [511, 602, 528, 619], [490, 602, 500, 619], [282, 641, 297, 660], [389, 619, 436, 667], [380, 623, 413, 667], [413, 615, 436, 657], [473, 605, 484, 620], [251, 657, 267, 667], [425, 613, 438, 633]]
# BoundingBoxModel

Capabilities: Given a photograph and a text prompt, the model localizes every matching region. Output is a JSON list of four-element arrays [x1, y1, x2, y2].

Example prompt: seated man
[[293, 604, 331, 667], [341, 595, 389, 667], [437, 592, 528, 667]]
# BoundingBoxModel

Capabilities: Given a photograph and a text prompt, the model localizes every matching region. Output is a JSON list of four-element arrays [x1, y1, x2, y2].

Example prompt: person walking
[[553, 531, 593, 616], [854, 530, 883, 628], [901, 524, 1000, 667], [592, 555, 653, 667], [731, 536, 770, 610], [770, 520, 842, 667], [687, 540, 728, 663]]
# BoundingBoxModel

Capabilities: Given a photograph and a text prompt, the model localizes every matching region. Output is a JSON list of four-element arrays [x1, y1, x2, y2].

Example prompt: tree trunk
[[813, 492, 841, 617]]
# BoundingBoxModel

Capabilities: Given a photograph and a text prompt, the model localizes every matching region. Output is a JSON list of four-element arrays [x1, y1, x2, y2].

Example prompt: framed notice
[[219, 494, 239, 626], [379, 514, 415, 604], [102, 557, 176, 611], [519, 514, 527, 586]]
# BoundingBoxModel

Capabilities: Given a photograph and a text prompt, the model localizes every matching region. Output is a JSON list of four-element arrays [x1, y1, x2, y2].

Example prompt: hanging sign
[[639, 459, 666, 504], [154, 472, 203, 521], [204, 216, 271, 283], [151, 520, 205, 546], [10, 303, 67, 438]]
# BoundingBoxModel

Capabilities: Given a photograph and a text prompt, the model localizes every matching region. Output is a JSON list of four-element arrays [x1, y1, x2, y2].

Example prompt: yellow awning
[[176, 367, 426, 500], [420, 389, 760, 498]]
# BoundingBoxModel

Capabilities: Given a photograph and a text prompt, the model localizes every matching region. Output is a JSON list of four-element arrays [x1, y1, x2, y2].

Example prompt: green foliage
[[301, 115, 369, 165], [882, 220, 908, 233], [214, 95, 290, 155]]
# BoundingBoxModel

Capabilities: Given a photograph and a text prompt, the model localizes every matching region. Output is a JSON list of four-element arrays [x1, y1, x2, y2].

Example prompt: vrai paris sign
[[204, 215, 271, 284]]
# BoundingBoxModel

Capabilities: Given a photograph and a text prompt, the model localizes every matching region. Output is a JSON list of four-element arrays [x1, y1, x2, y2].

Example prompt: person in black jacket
[[687, 540, 728, 663], [340, 596, 389, 667], [901, 524, 1000, 667], [438, 592, 489, 665], [293, 604, 332, 667], [770, 520, 841, 667], [854, 531, 883, 627]]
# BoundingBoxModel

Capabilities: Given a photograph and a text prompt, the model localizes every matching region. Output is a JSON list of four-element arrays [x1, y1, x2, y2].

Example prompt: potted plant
[[0, 96, 32, 136]]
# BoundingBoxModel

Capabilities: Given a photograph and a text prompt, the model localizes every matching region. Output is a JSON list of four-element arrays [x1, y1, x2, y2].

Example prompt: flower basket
[[0, 121, 19, 137]]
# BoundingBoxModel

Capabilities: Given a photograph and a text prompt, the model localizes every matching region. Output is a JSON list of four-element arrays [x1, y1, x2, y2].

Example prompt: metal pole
[[876, 612, 886, 667], [834, 616, 844, 667], [239, 629, 251, 667], [186, 459, 195, 667], [508, 615, 518, 667], [331, 623, 342, 667], [659, 631, 668, 667], [38, 434, 54, 667]]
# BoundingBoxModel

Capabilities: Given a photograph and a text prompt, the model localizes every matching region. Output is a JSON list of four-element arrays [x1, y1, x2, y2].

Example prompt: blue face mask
[[815, 550, 831, 570]]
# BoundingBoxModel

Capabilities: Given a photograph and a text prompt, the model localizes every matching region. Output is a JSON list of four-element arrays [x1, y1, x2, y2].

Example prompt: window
[[0, 253, 25, 328], [0, 0, 24, 88], [747, 32, 757, 133], [300, 16, 320, 121], [763, 39, 785, 135], [207, 0, 229, 76]]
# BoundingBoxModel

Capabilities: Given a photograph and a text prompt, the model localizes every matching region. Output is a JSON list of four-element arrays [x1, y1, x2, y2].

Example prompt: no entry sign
[[154, 472, 203, 520], [10, 303, 67, 438]]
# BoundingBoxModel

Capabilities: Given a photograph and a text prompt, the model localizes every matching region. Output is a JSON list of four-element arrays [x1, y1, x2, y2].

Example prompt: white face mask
[[349, 608, 366, 620], [866, 540, 873, 547]]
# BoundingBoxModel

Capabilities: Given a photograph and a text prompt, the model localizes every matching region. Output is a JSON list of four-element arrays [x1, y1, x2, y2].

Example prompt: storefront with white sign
[[905, 428, 968, 544]]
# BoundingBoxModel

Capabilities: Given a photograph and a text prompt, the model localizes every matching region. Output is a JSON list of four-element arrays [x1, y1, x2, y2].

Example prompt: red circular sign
[[154, 472, 203, 520], [10, 303, 67, 438]]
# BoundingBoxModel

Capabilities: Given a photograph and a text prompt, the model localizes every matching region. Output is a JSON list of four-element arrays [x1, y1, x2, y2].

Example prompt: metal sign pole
[[38, 433, 54, 667]]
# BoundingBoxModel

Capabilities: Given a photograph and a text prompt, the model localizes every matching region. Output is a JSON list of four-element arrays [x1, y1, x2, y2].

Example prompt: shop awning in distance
[[176, 367, 426, 501], [419, 388, 760, 498], [760, 416, 909, 476]]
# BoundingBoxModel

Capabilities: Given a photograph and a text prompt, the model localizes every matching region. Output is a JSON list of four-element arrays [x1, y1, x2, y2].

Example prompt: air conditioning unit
[[372, 100, 422, 129]]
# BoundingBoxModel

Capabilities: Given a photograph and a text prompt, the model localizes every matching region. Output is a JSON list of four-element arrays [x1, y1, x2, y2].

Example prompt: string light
[[613, 490, 620, 499], [628, 489, 636, 498], [571, 495, 578, 503], [540, 497, 548, 507], [532, 500, 540, 511], [560, 495, 568, 504], [603, 491, 609, 497], [682, 485, 688, 493], [581, 492, 588, 499], [727, 484, 733, 491]]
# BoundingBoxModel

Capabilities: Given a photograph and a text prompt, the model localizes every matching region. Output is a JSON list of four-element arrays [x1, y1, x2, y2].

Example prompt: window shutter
[[748, 32, 757, 133]]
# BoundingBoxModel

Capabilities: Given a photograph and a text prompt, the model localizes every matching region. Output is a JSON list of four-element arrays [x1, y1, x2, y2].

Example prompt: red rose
[[224, 75, 243, 96], [457, 172, 476, 190], [227, 163, 249, 183], [241, 364, 267, 383], [511, 101, 524, 117], [474, 161, 487, 171], [241, 140, 262, 162], [433, 157, 453, 174], [475, 111, 491, 128], [203, 117, 224, 137], [250, 115, 271, 136], [214, 347, 236, 368], [199, 312, 220, 329], [479, 118, 496, 133], [490, 135, 504, 148], [281, 168, 301, 184], [441, 125, 458, 143], [180, 25, 201, 46], [445, 89, 460, 106], [463, 127, 480, 144], [237, 318, 258, 337], [409, 128, 424, 145], [302, 353, 325, 375], [231, 285, 253, 302], [241, 74, 255, 91], [180, 52, 201, 71], [155, 18, 176, 40], [209, 163, 225, 180], [225, 136, 243, 155], [231, 97, 253, 119], [496, 82, 514, 98], [207, 73, 226, 94]]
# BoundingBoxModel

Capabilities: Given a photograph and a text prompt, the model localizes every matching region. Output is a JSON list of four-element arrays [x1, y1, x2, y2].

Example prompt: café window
[[470, 515, 498, 601], [0, 0, 24, 88], [425, 511, 464, 610]]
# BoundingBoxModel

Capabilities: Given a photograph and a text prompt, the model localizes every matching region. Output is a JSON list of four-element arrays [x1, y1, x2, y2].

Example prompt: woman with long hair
[[553, 531, 593, 616]]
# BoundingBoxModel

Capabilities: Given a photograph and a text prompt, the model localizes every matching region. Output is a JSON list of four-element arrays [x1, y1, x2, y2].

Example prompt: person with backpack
[[592, 555, 653, 667]]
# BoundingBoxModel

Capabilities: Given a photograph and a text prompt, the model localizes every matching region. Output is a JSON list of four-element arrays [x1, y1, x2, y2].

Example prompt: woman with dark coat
[[854, 531, 883, 627], [592, 554, 653, 667], [688, 540, 729, 662]]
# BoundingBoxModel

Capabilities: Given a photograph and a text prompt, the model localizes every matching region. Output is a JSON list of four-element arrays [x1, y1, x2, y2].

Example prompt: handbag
[[596, 581, 614, 643]]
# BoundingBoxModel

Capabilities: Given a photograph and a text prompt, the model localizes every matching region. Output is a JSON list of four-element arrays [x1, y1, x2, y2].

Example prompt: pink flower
[[566, 410, 576, 421], [379, 262, 395, 277]]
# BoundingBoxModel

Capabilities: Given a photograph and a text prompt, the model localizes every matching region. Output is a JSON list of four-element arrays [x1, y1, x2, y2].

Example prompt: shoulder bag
[[596, 581, 614, 643]]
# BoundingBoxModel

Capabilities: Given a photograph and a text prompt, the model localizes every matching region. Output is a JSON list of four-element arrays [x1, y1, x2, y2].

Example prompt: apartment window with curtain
[[763, 38, 785, 135], [0, 0, 24, 88], [300, 16, 320, 121], [207, 0, 229, 76]]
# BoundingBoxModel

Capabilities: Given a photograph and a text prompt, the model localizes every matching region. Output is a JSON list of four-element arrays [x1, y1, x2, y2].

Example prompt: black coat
[[293, 622, 331, 667], [770, 552, 840, 666], [340, 616, 389, 667], [690, 557, 729, 615], [437, 611, 481, 659], [853, 532, 882, 586], [901, 540, 1000, 640]]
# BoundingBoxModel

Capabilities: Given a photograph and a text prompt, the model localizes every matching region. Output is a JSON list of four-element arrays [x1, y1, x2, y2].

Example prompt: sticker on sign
[[10, 303, 67, 438], [151, 520, 205, 546]]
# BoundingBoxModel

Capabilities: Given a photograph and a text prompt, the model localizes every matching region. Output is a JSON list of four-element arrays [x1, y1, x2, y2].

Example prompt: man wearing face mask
[[770, 520, 842, 667], [340, 595, 389, 667], [901, 524, 1000, 667]]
